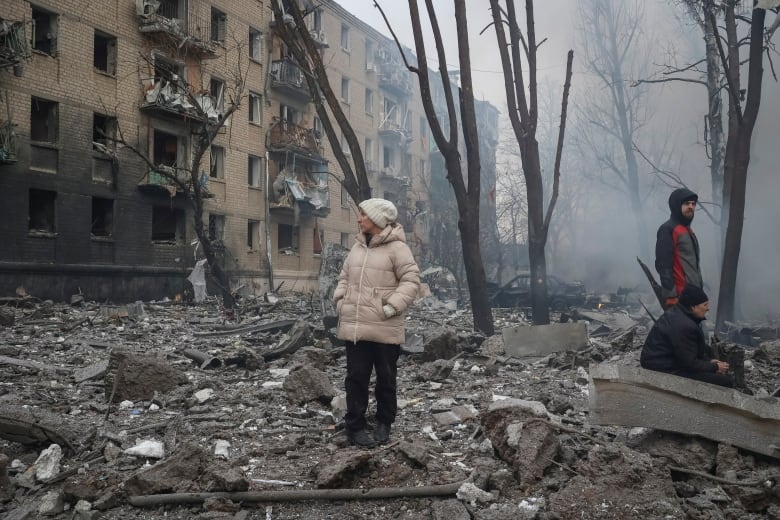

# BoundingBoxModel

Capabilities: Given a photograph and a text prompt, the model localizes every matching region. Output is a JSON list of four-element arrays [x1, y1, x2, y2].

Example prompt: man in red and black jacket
[[655, 188, 702, 309]]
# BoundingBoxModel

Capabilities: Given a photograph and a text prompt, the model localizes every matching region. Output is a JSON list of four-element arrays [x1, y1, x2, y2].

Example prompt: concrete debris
[[1, 293, 779, 519], [123, 439, 165, 459], [105, 350, 187, 403], [502, 321, 589, 357], [283, 365, 335, 405], [33, 444, 62, 481], [589, 361, 780, 458], [37, 489, 64, 516], [0, 307, 14, 327]]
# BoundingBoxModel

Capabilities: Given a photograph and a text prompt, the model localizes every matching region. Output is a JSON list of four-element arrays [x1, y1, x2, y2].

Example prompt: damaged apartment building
[[0, 0, 498, 302]]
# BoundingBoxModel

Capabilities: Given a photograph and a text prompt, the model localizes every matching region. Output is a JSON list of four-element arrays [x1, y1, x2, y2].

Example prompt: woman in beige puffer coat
[[333, 198, 420, 447]]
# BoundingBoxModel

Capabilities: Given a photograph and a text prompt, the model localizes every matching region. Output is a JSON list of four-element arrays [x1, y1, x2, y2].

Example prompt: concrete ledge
[[588, 361, 780, 458]]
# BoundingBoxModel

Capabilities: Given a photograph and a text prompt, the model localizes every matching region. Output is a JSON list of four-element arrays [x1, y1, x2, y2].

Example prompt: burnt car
[[487, 271, 586, 310]]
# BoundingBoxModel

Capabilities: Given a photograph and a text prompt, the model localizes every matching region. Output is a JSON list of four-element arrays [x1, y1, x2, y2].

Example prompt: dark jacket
[[640, 304, 716, 375], [655, 188, 702, 297]]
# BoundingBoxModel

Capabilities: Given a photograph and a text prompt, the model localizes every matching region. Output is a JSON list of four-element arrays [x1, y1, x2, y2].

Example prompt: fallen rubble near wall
[[0, 296, 779, 519]]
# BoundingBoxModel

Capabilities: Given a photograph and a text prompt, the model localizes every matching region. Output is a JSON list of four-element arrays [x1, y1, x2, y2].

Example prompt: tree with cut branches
[[376, 0, 494, 335], [108, 38, 248, 311], [488, 0, 574, 325], [269, 1, 371, 204]]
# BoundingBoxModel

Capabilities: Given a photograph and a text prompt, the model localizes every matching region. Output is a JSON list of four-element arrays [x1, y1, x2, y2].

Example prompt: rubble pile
[[0, 295, 779, 519]]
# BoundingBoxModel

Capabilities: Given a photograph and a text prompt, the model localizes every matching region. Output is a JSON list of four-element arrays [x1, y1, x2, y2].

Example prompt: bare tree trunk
[[716, 7, 767, 330], [387, 0, 494, 334], [489, 0, 573, 325]]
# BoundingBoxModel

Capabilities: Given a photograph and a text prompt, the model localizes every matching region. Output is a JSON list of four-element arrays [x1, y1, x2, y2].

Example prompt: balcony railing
[[137, 3, 217, 57], [270, 60, 311, 101], [141, 79, 222, 123], [0, 19, 32, 71], [0, 121, 18, 164], [268, 118, 321, 157]]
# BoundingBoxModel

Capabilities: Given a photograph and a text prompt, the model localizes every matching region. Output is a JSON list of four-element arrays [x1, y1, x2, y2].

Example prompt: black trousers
[[344, 340, 400, 432]]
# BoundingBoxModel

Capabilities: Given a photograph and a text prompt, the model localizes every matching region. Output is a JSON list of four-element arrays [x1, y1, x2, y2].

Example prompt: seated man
[[640, 284, 733, 387]]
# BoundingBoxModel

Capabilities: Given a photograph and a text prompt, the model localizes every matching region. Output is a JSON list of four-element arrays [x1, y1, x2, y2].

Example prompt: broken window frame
[[31, 5, 58, 56], [210, 7, 227, 44], [340, 232, 350, 248], [340, 76, 350, 104], [30, 97, 58, 144], [209, 144, 224, 179], [383, 145, 394, 169], [277, 222, 299, 252], [28, 188, 56, 236], [210, 77, 225, 113], [313, 223, 323, 256], [93, 30, 117, 76], [90, 197, 114, 239], [249, 27, 262, 61], [340, 24, 350, 52], [208, 213, 225, 243], [249, 92, 262, 124], [365, 40, 375, 71], [152, 128, 184, 169], [247, 219, 259, 251], [364, 88, 373, 115], [341, 183, 349, 208], [93, 113, 117, 150], [248, 154, 264, 188], [151, 205, 184, 244]]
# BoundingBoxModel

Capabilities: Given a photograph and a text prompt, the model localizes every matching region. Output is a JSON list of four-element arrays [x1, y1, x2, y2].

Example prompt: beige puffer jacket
[[333, 224, 420, 345]]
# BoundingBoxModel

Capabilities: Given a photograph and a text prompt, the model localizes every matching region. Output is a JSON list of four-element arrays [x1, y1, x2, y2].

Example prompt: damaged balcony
[[140, 79, 222, 124], [268, 118, 322, 159], [270, 60, 312, 102], [0, 18, 32, 72], [139, 165, 215, 198], [378, 67, 413, 98], [136, 0, 217, 57], [0, 120, 18, 164], [379, 165, 411, 187], [378, 119, 412, 146], [270, 168, 330, 218]]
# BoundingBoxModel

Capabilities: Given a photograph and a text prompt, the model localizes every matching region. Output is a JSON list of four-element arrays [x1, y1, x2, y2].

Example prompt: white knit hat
[[359, 198, 398, 229]]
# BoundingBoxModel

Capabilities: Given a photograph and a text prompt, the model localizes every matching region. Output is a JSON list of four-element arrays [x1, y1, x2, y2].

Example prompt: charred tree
[[270, 1, 371, 204], [715, 5, 770, 330], [377, 0, 494, 335], [489, 0, 574, 325]]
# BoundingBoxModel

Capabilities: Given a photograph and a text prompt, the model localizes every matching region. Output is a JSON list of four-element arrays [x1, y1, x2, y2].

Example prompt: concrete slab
[[502, 322, 588, 358], [589, 361, 780, 459]]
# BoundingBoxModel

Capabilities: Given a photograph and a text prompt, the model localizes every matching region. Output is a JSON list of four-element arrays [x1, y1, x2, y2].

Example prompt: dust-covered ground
[[1, 294, 779, 520]]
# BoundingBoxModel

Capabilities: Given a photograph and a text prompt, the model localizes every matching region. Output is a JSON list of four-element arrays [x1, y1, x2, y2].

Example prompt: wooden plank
[[589, 361, 780, 459]]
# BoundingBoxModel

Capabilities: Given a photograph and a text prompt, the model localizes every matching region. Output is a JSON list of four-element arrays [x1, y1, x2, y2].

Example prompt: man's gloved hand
[[664, 296, 678, 308], [382, 304, 397, 318]]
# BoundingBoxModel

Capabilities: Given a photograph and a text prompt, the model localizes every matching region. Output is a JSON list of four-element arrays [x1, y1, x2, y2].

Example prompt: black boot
[[374, 422, 391, 445], [347, 429, 377, 448]]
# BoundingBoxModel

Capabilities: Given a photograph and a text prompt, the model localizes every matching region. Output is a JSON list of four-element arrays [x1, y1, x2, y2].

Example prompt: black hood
[[668, 187, 698, 224]]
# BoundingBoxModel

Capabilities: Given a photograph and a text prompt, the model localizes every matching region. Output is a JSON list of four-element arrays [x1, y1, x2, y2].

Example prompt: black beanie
[[679, 285, 708, 308]]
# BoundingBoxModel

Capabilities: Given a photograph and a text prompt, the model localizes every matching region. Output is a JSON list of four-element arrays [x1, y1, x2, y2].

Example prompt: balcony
[[140, 79, 222, 123], [0, 121, 18, 164], [0, 19, 32, 72], [270, 60, 311, 101], [379, 165, 411, 187], [138, 164, 192, 194], [270, 169, 330, 218], [378, 119, 411, 146], [136, 1, 217, 58], [268, 118, 322, 159], [378, 67, 413, 97]]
